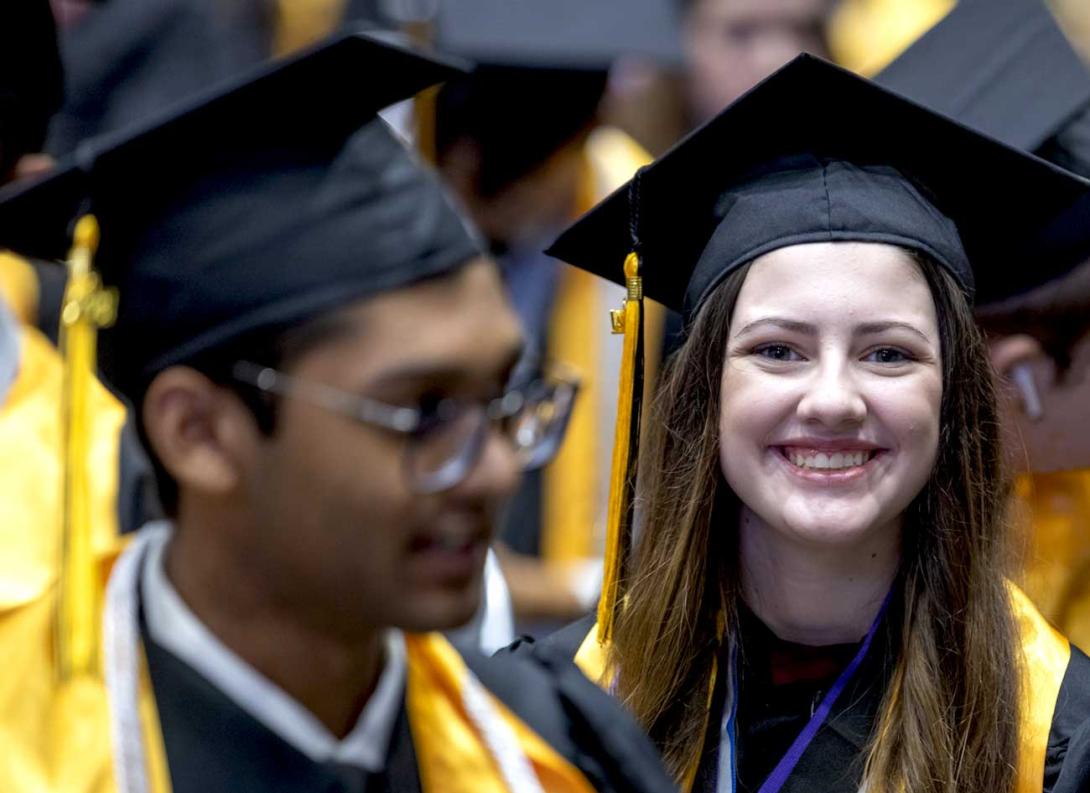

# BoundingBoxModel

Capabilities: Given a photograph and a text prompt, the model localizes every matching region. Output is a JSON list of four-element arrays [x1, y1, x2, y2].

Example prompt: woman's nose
[[796, 359, 867, 429]]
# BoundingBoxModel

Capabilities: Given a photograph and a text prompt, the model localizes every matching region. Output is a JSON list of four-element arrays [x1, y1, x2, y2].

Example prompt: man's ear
[[142, 367, 259, 500], [988, 333, 1046, 378], [988, 334, 1050, 421]]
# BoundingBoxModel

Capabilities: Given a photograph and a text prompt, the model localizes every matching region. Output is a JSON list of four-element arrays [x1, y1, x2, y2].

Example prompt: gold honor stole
[[109, 636, 597, 793], [573, 585, 1070, 793], [0, 538, 596, 793]]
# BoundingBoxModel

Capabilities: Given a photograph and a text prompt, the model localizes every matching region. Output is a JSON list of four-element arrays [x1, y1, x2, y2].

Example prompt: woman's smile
[[772, 442, 887, 484]]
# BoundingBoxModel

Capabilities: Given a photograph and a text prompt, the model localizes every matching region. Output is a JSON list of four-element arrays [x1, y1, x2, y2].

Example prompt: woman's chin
[[775, 509, 888, 549]]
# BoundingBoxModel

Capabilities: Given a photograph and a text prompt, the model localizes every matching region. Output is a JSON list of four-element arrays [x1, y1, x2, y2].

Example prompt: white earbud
[[1011, 363, 1043, 422]]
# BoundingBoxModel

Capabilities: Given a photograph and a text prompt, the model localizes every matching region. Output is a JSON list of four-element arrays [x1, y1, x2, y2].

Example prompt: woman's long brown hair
[[609, 253, 1020, 793]]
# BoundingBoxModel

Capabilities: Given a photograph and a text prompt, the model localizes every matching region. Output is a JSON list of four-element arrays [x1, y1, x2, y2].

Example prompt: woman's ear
[[988, 333, 1049, 421], [141, 367, 257, 501]]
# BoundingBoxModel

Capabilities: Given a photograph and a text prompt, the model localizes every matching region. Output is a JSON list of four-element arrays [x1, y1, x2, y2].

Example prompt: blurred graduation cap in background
[[0, 28, 477, 680], [434, 0, 682, 70], [876, 0, 1090, 177], [547, 54, 1090, 640]]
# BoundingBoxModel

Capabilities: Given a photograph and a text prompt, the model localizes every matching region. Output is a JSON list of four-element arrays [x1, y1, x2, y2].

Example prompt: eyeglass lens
[[405, 381, 576, 494]]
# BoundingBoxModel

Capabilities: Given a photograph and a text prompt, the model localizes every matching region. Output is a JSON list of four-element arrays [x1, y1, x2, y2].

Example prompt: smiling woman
[[517, 55, 1090, 793], [625, 239, 1004, 791]]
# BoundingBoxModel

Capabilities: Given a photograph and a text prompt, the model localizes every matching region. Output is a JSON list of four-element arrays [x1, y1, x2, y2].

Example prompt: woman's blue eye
[[756, 344, 801, 361], [865, 348, 911, 364]]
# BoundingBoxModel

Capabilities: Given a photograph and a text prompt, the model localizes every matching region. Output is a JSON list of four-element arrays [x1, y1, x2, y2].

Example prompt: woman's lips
[[781, 447, 877, 470], [773, 445, 886, 482]]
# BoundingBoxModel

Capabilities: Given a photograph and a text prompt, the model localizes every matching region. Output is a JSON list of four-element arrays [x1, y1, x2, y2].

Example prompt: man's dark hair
[[134, 311, 352, 516]]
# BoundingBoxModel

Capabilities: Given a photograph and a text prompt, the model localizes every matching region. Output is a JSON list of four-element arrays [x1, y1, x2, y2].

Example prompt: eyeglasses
[[232, 360, 580, 494]]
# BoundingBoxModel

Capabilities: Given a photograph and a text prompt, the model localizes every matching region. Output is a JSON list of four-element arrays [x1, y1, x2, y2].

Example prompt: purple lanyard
[[721, 592, 892, 793]]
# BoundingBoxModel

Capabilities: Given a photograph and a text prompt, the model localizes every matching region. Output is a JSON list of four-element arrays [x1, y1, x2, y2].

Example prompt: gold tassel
[[597, 251, 644, 642], [56, 214, 117, 681]]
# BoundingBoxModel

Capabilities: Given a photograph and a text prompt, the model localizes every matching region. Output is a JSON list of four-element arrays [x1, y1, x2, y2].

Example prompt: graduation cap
[[0, 28, 476, 681], [0, 28, 480, 401], [434, 0, 682, 70], [547, 54, 1090, 641], [875, 0, 1090, 176]]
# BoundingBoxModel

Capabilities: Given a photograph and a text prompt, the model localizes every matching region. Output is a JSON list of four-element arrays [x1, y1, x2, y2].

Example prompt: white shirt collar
[[139, 523, 406, 771]]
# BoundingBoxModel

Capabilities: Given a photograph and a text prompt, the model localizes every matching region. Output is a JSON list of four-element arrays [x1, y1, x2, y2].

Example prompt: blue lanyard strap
[[718, 592, 892, 793]]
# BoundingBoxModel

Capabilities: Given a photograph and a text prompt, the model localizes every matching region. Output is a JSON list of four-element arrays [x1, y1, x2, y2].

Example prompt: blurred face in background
[[682, 0, 831, 123], [980, 259, 1090, 473]]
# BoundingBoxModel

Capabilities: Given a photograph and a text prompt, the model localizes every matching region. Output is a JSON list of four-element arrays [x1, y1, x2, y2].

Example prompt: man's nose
[[454, 425, 523, 504]]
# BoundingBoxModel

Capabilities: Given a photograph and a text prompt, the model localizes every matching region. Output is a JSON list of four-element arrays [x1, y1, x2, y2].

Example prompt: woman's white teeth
[[788, 450, 870, 470]]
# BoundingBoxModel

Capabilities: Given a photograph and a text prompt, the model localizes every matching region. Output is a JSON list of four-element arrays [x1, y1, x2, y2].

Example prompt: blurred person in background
[[432, 0, 680, 631], [876, 0, 1090, 653], [979, 261, 1090, 648], [0, 31, 676, 793], [678, 0, 834, 125]]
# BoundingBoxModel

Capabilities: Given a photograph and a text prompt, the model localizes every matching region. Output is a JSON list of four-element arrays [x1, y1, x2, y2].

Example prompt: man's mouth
[[407, 518, 491, 584], [780, 447, 879, 471], [410, 530, 485, 555]]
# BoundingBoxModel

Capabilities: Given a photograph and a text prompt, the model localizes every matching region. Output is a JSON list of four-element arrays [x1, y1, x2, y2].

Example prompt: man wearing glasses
[[0, 30, 672, 793]]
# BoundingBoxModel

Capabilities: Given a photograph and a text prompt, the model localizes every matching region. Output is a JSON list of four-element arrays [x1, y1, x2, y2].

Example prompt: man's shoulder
[[458, 630, 672, 793], [502, 613, 598, 663]]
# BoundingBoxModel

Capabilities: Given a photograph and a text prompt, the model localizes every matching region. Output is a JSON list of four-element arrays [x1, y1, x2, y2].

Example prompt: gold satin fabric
[[1014, 471, 1090, 652], [406, 633, 594, 793], [0, 251, 41, 326], [0, 294, 126, 791]]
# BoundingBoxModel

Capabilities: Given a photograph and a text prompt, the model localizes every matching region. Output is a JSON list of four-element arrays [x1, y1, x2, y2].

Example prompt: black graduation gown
[[141, 618, 675, 793], [517, 612, 1090, 793]]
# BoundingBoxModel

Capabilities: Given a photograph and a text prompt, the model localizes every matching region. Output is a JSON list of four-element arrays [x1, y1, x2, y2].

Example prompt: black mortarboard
[[0, 0, 64, 172], [434, 0, 682, 70], [548, 55, 1090, 317], [876, 0, 1090, 174], [0, 29, 481, 400]]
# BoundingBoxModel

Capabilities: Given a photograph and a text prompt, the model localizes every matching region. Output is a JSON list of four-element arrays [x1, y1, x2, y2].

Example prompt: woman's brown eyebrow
[[734, 317, 932, 344], [734, 317, 817, 337], [854, 321, 932, 343]]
